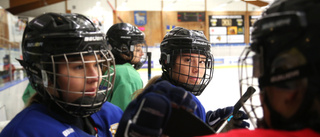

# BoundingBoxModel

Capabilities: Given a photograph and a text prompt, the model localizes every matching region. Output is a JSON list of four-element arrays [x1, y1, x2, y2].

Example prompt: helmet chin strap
[[161, 73, 204, 96], [133, 62, 143, 70], [54, 92, 106, 117], [71, 92, 106, 105], [179, 83, 203, 96], [50, 79, 106, 117]]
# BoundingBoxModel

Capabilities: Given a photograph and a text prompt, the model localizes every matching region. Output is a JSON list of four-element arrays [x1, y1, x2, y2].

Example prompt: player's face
[[172, 53, 206, 85], [259, 48, 308, 128], [131, 43, 144, 64], [260, 78, 307, 128], [56, 55, 102, 103]]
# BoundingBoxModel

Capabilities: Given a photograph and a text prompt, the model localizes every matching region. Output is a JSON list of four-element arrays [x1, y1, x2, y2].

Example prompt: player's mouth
[[188, 76, 203, 84], [188, 77, 199, 82], [85, 88, 97, 96]]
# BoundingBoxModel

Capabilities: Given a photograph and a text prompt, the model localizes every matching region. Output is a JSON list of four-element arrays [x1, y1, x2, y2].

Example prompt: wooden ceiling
[[6, 0, 65, 15], [241, 0, 269, 7]]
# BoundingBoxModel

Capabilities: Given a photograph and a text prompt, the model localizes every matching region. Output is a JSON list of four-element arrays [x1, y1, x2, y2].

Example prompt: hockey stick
[[215, 86, 256, 133], [107, 0, 124, 23]]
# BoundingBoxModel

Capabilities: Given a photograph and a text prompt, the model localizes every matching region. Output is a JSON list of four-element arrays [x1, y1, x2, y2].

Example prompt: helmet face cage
[[20, 13, 116, 117], [238, 46, 263, 129], [164, 49, 214, 96], [160, 27, 213, 96], [40, 50, 115, 117], [129, 40, 148, 65]]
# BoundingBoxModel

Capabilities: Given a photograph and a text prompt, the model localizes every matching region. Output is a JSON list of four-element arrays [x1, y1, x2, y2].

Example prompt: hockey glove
[[115, 80, 197, 137], [206, 106, 250, 133]]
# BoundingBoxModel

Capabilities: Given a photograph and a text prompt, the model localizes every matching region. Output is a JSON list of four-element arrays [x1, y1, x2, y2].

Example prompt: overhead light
[[96, 1, 101, 6]]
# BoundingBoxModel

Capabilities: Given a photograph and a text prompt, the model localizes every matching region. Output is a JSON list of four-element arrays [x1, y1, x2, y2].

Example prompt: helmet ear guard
[[119, 44, 130, 53], [160, 52, 171, 66]]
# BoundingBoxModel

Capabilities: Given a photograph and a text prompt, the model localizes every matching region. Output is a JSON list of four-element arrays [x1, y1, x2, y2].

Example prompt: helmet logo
[[84, 36, 103, 41], [27, 42, 43, 47], [120, 36, 131, 39], [34, 20, 44, 27], [193, 40, 209, 45], [270, 69, 300, 83]]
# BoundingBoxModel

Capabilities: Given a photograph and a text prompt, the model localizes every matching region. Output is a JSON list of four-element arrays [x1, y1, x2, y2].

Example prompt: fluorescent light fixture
[[96, 1, 101, 6], [219, 3, 227, 7]]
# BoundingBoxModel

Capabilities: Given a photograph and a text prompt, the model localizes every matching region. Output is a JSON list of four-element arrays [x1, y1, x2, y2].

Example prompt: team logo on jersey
[[109, 123, 119, 137], [62, 127, 75, 137]]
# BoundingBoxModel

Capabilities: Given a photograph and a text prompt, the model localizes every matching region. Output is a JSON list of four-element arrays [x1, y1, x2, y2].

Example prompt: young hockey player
[[105, 23, 147, 111], [0, 13, 122, 137], [200, 0, 320, 136], [115, 27, 249, 137]]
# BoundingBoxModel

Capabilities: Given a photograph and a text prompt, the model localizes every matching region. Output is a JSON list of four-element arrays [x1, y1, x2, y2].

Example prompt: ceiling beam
[[241, 0, 269, 7], [6, 0, 65, 15]]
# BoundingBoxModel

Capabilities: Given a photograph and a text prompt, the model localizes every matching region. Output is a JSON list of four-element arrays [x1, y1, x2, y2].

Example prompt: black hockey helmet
[[18, 12, 116, 117], [106, 23, 147, 69], [239, 0, 320, 131], [160, 27, 214, 96]]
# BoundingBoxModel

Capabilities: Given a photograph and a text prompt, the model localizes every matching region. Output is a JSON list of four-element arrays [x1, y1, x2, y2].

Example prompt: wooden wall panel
[[116, 11, 162, 47], [0, 9, 9, 48], [114, 10, 261, 46], [162, 11, 205, 32]]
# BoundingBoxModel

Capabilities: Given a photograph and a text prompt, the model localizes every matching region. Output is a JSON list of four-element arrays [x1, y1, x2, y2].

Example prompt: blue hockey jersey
[[0, 102, 123, 137], [191, 92, 206, 121], [156, 78, 206, 122]]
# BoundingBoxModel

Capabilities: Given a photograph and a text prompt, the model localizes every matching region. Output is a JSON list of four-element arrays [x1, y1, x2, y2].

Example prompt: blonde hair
[[132, 75, 162, 99], [25, 93, 41, 108]]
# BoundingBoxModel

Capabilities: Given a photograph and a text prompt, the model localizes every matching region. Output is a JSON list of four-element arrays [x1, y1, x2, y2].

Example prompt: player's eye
[[184, 58, 191, 62], [74, 65, 84, 70]]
